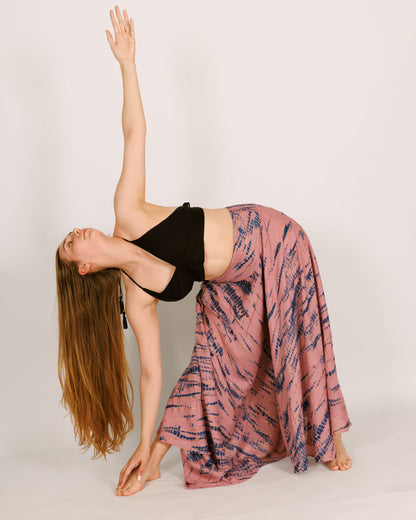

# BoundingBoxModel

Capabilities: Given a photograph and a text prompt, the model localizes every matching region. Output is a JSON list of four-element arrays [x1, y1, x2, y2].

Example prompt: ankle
[[148, 441, 170, 465]]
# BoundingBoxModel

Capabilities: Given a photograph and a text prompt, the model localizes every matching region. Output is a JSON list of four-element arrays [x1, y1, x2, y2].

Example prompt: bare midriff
[[202, 207, 234, 281]]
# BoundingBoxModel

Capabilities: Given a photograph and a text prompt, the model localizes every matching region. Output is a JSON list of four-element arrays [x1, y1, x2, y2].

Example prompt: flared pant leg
[[156, 203, 351, 488]]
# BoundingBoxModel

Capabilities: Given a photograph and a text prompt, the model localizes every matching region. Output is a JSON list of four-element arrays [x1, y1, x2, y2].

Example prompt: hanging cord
[[119, 274, 128, 329]]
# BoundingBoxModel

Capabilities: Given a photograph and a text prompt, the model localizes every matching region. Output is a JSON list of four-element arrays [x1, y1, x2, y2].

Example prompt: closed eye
[[64, 233, 73, 250]]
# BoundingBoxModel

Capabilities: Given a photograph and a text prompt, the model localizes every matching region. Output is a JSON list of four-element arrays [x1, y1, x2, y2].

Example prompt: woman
[[55, 5, 352, 497]]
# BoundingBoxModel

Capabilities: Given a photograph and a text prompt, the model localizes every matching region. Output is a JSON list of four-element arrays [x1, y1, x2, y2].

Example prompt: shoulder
[[113, 201, 147, 240], [113, 201, 179, 241]]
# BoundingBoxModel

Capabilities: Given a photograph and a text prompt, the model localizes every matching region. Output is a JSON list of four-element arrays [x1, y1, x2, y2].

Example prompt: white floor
[[1, 407, 415, 520]]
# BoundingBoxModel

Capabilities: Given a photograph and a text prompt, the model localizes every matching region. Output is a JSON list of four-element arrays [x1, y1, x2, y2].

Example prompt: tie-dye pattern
[[155, 203, 352, 489]]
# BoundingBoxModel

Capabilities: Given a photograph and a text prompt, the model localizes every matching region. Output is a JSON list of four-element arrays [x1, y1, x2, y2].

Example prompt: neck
[[94, 236, 144, 276]]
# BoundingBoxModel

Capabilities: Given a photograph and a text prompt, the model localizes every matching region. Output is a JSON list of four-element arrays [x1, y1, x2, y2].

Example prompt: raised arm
[[105, 6, 147, 219]]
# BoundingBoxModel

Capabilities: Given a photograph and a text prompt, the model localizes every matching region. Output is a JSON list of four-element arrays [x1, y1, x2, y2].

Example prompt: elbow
[[140, 369, 162, 381], [124, 125, 147, 137]]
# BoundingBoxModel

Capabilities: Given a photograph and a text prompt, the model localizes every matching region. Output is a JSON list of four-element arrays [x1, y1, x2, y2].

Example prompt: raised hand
[[105, 5, 135, 65]]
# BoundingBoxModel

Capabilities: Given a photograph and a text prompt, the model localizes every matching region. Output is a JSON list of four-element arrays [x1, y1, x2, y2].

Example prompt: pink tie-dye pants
[[156, 203, 352, 489]]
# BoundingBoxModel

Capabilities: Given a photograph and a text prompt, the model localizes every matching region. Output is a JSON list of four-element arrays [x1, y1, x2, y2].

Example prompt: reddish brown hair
[[55, 248, 134, 460]]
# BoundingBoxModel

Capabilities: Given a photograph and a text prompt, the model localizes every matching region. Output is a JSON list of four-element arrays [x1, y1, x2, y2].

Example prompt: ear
[[78, 263, 90, 276]]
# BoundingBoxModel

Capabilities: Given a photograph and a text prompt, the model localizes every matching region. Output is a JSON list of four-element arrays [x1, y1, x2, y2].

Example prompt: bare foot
[[116, 462, 161, 496], [325, 432, 352, 471]]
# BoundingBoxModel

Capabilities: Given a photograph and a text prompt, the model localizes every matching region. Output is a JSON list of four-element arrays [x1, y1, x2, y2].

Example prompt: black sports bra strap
[[121, 267, 178, 298], [120, 269, 144, 290]]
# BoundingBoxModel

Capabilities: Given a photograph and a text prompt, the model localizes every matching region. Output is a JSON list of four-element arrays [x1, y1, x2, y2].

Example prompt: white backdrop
[[1, 1, 415, 519]]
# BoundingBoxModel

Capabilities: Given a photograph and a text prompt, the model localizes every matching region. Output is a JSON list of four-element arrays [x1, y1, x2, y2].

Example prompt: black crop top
[[121, 202, 206, 302]]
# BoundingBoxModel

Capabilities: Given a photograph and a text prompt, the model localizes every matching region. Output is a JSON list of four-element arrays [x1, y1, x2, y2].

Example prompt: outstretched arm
[[119, 47, 146, 136], [127, 298, 162, 446], [106, 6, 147, 215], [106, 6, 146, 134], [122, 277, 162, 445], [117, 286, 162, 491]]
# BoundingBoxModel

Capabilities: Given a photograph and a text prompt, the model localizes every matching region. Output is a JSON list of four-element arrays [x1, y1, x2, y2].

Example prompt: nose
[[73, 228, 81, 236]]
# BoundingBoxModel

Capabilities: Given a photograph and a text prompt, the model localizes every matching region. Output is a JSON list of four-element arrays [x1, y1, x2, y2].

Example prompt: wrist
[[139, 436, 152, 448], [120, 60, 136, 71]]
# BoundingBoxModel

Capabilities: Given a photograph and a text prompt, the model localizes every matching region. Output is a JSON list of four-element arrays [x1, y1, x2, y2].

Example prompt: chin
[[88, 228, 102, 237]]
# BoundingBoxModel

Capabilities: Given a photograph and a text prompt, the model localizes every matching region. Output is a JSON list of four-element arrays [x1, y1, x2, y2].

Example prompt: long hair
[[55, 248, 134, 460]]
